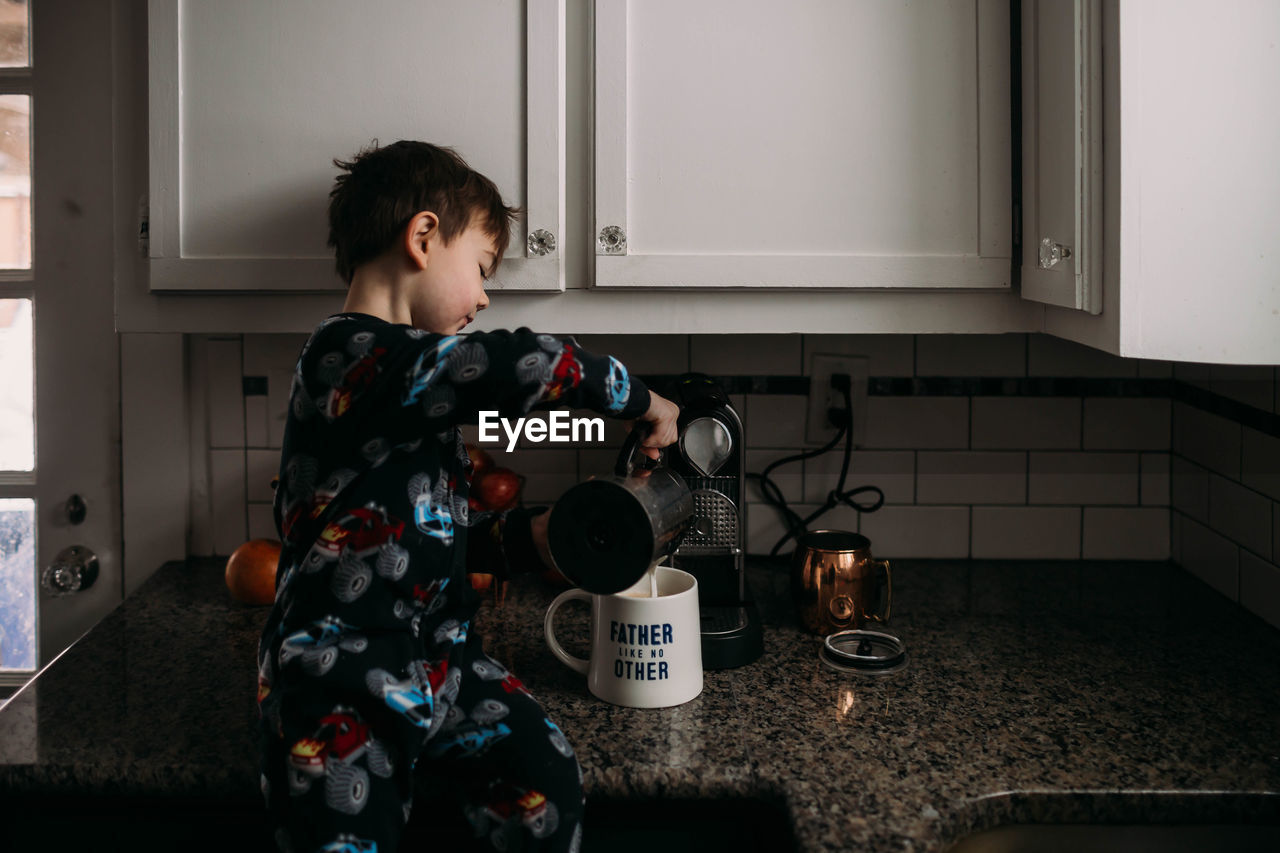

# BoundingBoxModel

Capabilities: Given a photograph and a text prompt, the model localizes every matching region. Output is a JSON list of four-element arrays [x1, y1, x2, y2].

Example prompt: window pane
[[0, 0, 28, 68], [0, 497, 35, 671], [0, 298, 32, 471], [0, 95, 30, 269]]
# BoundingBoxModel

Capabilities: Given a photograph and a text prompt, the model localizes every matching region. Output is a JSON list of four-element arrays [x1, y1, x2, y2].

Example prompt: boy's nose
[[477, 290, 490, 310]]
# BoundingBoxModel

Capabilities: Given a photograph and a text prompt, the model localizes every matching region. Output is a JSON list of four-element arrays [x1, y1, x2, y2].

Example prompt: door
[[0, 0, 121, 689], [1019, 0, 1102, 313], [593, 0, 1012, 290]]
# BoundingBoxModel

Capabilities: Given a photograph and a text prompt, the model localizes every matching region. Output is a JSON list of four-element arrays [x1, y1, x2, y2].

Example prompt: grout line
[[968, 505, 973, 559]]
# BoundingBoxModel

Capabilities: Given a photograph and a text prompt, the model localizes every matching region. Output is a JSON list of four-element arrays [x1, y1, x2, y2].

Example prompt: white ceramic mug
[[544, 565, 703, 708]]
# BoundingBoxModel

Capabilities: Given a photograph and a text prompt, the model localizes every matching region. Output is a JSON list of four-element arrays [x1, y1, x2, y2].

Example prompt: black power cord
[[746, 376, 885, 558]]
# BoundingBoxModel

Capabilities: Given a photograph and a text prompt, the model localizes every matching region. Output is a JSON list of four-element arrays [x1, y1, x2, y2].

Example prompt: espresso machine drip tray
[[699, 605, 750, 635]]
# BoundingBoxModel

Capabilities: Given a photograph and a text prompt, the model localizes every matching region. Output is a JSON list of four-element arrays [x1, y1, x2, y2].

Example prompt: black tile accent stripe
[[871, 377, 1174, 397], [638, 375, 1174, 399], [1174, 381, 1280, 438], [636, 375, 1280, 439]]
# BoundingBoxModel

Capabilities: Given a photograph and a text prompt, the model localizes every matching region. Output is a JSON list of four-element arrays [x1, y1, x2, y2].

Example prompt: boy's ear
[[405, 210, 440, 270]]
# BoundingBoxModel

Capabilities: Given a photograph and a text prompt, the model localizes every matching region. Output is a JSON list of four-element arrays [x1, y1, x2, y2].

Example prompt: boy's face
[[413, 216, 495, 335]]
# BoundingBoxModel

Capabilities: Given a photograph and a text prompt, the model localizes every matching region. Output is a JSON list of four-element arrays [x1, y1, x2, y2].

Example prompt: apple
[[464, 442, 494, 477], [471, 467, 524, 512]]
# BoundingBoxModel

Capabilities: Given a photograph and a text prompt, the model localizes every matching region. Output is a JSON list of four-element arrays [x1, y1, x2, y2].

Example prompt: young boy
[[256, 140, 680, 853]]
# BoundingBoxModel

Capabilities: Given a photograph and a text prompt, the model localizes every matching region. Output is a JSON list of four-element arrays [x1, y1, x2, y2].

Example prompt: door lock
[[41, 545, 100, 596]]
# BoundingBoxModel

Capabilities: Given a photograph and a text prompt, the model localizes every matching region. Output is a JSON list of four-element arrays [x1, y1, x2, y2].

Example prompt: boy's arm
[[395, 327, 651, 426]]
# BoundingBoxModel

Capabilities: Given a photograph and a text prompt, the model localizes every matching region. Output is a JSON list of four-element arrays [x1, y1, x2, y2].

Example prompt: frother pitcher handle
[[872, 558, 892, 622], [616, 421, 658, 477], [544, 589, 592, 675]]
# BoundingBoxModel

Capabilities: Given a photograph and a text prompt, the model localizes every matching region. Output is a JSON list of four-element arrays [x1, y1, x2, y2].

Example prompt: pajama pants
[[259, 623, 584, 853]]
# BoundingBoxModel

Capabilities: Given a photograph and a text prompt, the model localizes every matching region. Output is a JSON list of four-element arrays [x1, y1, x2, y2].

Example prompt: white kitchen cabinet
[[593, 0, 1012, 291], [1027, 0, 1280, 364], [119, 0, 1279, 364], [145, 0, 565, 293]]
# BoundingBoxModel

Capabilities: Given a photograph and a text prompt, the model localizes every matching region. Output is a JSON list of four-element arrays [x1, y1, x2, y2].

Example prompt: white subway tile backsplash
[[915, 334, 1026, 377], [747, 450, 804, 504], [245, 395, 270, 448], [802, 335, 914, 377], [497, 447, 578, 504], [188, 338, 213, 558], [266, 369, 294, 449], [745, 395, 809, 448], [210, 448, 247, 556], [972, 507, 1080, 559], [1178, 515, 1240, 600], [864, 398, 968, 449], [248, 502, 277, 541], [1171, 456, 1210, 522], [916, 451, 1025, 505], [1207, 474, 1273, 557], [1082, 508, 1170, 560], [1173, 402, 1241, 478], [242, 333, 306, 375], [804, 451, 914, 505], [197, 337, 1277, 640], [207, 338, 245, 449], [1140, 453, 1170, 506], [1082, 398, 1170, 450], [796, 502, 865, 537], [1240, 551, 1280, 629], [246, 449, 279, 503], [577, 448, 619, 480], [1210, 364, 1274, 412], [1027, 335, 1138, 377], [1242, 427, 1280, 501], [972, 398, 1080, 450], [690, 335, 801, 375], [859, 505, 969, 558], [572, 335, 690, 375], [746, 502, 823, 556], [1028, 452, 1139, 505]]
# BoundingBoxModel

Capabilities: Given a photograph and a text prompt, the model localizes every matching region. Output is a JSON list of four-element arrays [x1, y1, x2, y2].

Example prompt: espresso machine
[[664, 374, 763, 670]]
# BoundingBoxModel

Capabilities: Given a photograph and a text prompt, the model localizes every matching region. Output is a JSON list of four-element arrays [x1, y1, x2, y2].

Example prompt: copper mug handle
[[869, 558, 892, 622]]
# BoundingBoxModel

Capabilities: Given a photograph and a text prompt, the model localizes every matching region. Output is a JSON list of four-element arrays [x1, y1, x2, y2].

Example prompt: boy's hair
[[327, 141, 521, 285]]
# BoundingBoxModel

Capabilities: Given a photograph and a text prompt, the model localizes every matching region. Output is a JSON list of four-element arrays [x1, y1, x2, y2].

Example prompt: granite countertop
[[2, 557, 1279, 851]]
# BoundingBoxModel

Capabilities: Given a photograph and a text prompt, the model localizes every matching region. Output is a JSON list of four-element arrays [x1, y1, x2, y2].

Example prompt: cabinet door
[[1019, 0, 1102, 313], [593, 0, 1011, 290], [147, 0, 565, 292]]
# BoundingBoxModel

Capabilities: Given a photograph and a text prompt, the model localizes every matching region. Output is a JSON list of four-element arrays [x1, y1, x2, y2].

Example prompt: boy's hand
[[630, 391, 680, 461]]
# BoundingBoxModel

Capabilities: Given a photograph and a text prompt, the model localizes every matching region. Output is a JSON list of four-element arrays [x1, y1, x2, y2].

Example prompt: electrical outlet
[[805, 353, 869, 446]]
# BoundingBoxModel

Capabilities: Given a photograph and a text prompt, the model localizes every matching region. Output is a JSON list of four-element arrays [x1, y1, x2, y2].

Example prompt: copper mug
[[790, 530, 891, 635]]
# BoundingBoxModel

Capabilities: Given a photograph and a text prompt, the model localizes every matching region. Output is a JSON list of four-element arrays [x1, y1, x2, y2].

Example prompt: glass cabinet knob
[[597, 225, 627, 255], [527, 229, 556, 257], [1039, 237, 1073, 269]]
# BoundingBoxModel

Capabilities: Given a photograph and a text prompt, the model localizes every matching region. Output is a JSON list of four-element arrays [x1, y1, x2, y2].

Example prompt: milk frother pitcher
[[547, 426, 694, 594]]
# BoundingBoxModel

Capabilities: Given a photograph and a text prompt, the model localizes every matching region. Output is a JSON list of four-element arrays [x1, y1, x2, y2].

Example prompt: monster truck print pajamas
[[256, 313, 651, 853]]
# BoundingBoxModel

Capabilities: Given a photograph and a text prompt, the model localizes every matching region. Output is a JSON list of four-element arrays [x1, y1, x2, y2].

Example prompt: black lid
[[798, 529, 871, 552], [820, 629, 907, 676]]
